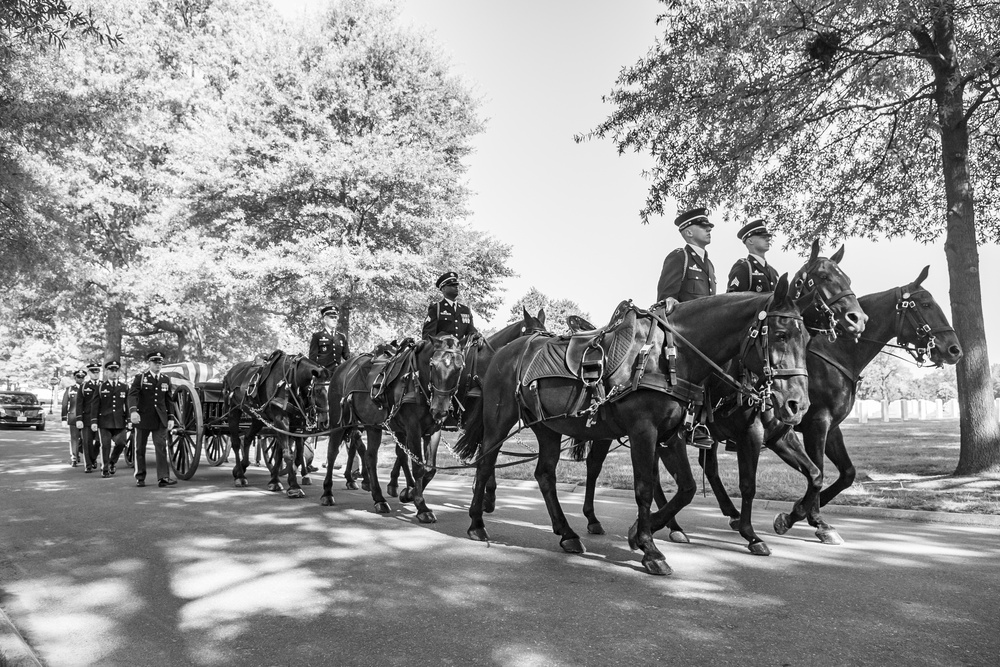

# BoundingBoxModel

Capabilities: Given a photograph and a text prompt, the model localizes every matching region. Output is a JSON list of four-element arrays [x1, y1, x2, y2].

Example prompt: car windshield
[[0, 393, 37, 404]]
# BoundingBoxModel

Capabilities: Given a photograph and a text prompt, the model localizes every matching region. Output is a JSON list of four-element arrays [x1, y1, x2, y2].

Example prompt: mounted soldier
[[728, 218, 779, 294], [422, 271, 478, 346]]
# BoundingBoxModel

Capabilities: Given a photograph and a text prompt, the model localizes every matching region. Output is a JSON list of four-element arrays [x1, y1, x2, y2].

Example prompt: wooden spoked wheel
[[258, 434, 279, 473], [167, 380, 203, 480], [204, 432, 230, 466]]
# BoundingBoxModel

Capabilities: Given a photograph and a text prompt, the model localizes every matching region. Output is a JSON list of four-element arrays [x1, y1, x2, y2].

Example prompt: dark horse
[[575, 242, 868, 555], [384, 308, 548, 499], [770, 266, 962, 543], [454, 275, 811, 575], [320, 334, 464, 521], [222, 351, 331, 497]]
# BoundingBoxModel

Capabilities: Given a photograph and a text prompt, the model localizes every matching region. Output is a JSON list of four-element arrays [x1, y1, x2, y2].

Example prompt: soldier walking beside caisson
[[74, 362, 103, 472], [61, 369, 87, 467], [127, 351, 177, 488], [93, 360, 130, 478], [727, 218, 779, 294]]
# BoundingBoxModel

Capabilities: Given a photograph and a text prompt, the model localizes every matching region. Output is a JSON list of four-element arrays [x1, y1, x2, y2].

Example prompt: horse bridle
[[737, 297, 809, 408], [890, 287, 955, 365], [283, 355, 329, 427], [791, 263, 856, 342], [425, 340, 466, 419]]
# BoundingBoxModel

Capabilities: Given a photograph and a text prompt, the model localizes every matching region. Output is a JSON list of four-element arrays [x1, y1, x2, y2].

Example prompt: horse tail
[[453, 398, 484, 462], [570, 438, 590, 462]]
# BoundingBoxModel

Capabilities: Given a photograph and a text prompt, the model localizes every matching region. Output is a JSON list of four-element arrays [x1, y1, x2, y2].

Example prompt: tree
[[589, 0, 1000, 474], [509, 287, 588, 336], [857, 354, 910, 402], [0, 0, 122, 51]]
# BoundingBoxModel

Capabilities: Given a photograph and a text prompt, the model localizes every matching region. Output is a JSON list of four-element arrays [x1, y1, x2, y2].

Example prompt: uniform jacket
[[309, 329, 349, 371], [727, 255, 779, 294], [61, 384, 82, 421], [74, 379, 100, 425], [93, 379, 130, 429], [127, 371, 174, 430], [656, 245, 717, 303], [422, 299, 478, 342]]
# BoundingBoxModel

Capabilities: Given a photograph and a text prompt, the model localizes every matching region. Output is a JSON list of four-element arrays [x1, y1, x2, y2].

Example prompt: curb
[[0, 605, 44, 667], [431, 473, 1000, 528]]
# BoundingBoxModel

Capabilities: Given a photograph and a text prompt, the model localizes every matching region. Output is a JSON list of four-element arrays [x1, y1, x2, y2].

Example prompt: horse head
[[792, 239, 868, 341], [894, 266, 962, 366], [742, 274, 811, 425], [521, 307, 546, 335], [299, 358, 332, 429], [427, 334, 465, 423]]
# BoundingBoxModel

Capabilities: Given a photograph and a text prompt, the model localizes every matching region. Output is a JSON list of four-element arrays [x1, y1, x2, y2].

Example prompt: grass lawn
[[413, 419, 1000, 515]]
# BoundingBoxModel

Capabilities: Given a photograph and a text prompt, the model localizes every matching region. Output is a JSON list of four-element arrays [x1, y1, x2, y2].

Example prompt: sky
[[269, 0, 1000, 357]]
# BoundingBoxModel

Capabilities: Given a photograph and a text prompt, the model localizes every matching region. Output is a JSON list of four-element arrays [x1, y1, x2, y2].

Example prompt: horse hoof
[[560, 537, 586, 554], [374, 502, 391, 514], [484, 496, 496, 514], [729, 517, 742, 531], [641, 556, 672, 576], [773, 513, 792, 535], [234, 479, 244, 488], [398, 488, 414, 503], [301, 477, 311, 486], [417, 511, 437, 524], [386, 484, 398, 497], [816, 528, 844, 545], [240, 478, 250, 487], [668, 530, 690, 544], [266, 483, 283, 492], [361, 481, 370, 492], [286, 488, 305, 499], [468, 527, 490, 542], [320, 495, 336, 507], [587, 522, 605, 535], [747, 541, 771, 556], [346, 480, 359, 490], [627, 522, 639, 550]]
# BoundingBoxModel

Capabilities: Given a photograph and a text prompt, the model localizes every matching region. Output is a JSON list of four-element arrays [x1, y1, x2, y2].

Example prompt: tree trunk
[[933, 18, 1000, 474], [103, 302, 125, 363]]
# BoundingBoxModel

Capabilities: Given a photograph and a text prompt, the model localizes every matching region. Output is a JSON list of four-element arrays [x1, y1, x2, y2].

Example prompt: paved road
[[1, 425, 998, 666]]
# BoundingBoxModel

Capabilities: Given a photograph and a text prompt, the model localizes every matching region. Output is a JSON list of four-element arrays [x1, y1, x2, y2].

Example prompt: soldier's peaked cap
[[436, 271, 459, 289], [104, 360, 121, 370], [738, 218, 771, 242], [146, 351, 164, 362], [86, 361, 102, 371], [675, 207, 713, 231], [320, 304, 337, 317], [73, 369, 87, 379]]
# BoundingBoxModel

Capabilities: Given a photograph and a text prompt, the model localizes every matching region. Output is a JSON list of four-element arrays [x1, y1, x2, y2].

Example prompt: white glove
[[130, 412, 140, 425], [662, 297, 680, 314], [90, 424, 98, 432], [75, 420, 83, 429], [167, 419, 175, 431]]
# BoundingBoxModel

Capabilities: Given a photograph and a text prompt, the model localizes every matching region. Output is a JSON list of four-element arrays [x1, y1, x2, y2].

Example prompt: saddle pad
[[521, 338, 576, 387]]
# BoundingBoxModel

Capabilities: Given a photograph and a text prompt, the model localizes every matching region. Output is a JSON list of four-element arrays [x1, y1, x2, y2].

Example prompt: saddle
[[368, 339, 419, 407], [231, 350, 284, 407]]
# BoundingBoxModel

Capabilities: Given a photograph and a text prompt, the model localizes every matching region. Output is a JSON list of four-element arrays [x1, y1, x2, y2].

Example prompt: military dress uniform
[[422, 299, 478, 342], [728, 219, 779, 293], [309, 328, 349, 372], [93, 361, 130, 477], [127, 351, 176, 486], [60, 371, 86, 466], [74, 362, 103, 472]]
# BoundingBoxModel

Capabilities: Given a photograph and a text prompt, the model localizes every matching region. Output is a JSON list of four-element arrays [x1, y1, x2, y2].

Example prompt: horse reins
[[862, 287, 956, 366]]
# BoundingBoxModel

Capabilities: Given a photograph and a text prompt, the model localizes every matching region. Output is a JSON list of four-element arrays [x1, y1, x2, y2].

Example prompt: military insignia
[[161, 383, 169, 391], [689, 266, 703, 272], [461, 314, 470, 323], [730, 277, 740, 287], [756, 286, 762, 292]]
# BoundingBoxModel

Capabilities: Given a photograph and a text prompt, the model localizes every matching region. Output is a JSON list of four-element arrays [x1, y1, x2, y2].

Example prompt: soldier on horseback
[[310, 303, 360, 481], [422, 271, 478, 345], [728, 218, 779, 293]]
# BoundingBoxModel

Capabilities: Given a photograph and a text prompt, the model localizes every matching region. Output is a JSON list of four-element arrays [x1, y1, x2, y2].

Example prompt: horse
[[383, 308, 548, 499], [770, 266, 962, 543], [320, 334, 464, 521], [222, 351, 331, 497], [454, 274, 811, 575], [573, 242, 867, 555]]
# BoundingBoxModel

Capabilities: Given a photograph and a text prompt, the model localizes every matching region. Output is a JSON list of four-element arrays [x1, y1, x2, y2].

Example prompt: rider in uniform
[[94, 360, 130, 478], [727, 218, 779, 294], [310, 304, 359, 482], [655, 207, 716, 449], [74, 361, 103, 472], [61, 369, 87, 467], [127, 351, 177, 488], [422, 271, 478, 345]]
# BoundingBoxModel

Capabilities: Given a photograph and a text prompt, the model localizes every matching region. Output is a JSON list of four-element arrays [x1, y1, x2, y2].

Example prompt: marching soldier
[[309, 304, 349, 371], [60, 369, 87, 466], [422, 271, 478, 345], [74, 361, 103, 472], [127, 351, 177, 488], [655, 207, 716, 449], [728, 218, 779, 293], [93, 360, 130, 478], [655, 207, 717, 310]]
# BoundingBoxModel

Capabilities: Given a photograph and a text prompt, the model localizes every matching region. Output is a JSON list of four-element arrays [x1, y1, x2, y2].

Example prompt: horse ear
[[773, 273, 790, 304], [831, 244, 845, 264], [537, 308, 546, 325], [809, 238, 820, 262], [914, 265, 930, 288], [522, 307, 530, 321]]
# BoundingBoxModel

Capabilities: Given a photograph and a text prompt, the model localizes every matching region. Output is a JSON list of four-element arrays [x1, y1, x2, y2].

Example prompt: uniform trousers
[[134, 427, 170, 481], [80, 425, 100, 468], [67, 422, 83, 462], [99, 428, 129, 471]]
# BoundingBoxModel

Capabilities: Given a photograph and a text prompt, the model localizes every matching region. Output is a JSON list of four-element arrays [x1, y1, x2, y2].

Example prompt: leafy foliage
[[508, 287, 588, 336]]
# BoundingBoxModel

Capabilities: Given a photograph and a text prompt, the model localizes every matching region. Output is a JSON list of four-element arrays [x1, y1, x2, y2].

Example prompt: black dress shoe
[[71, 459, 78, 467], [136, 479, 145, 487], [158, 478, 178, 487], [84, 466, 94, 473], [101, 470, 111, 478], [109, 465, 116, 475]]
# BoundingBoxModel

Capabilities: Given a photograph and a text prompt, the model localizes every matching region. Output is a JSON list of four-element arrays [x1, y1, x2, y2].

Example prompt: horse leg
[[769, 429, 825, 540], [468, 400, 519, 543], [811, 424, 853, 544], [396, 446, 417, 502], [582, 439, 612, 535], [363, 428, 391, 514], [344, 433, 360, 489], [228, 410, 247, 487], [702, 442, 742, 527], [656, 443, 694, 543], [266, 433, 284, 493], [731, 421, 770, 556], [776, 413, 833, 538], [410, 428, 438, 524], [320, 427, 347, 507], [296, 436, 311, 486], [532, 427, 584, 554], [386, 446, 403, 497], [628, 421, 673, 576], [284, 435, 305, 499], [352, 431, 370, 491]]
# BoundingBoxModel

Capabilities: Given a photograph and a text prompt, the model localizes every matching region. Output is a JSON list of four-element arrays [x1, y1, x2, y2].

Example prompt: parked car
[[0, 391, 46, 430]]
